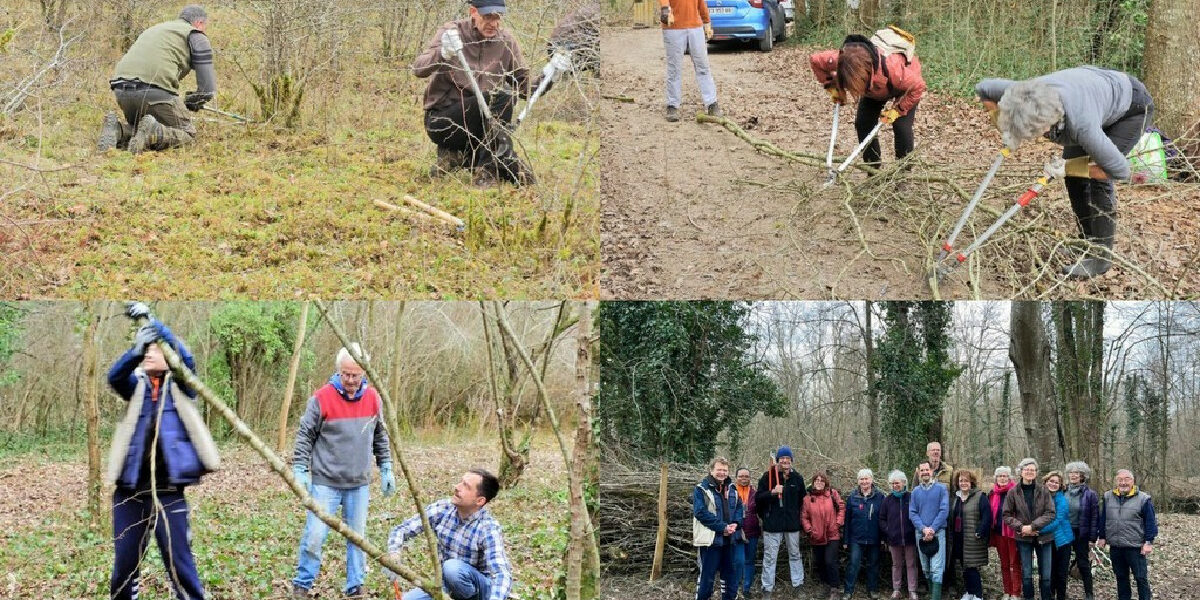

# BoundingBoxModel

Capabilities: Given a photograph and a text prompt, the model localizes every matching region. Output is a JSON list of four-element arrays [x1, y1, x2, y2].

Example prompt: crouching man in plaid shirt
[[387, 469, 513, 600]]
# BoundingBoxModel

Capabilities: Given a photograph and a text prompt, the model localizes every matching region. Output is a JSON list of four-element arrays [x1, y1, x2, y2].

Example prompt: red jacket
[[809, 48, 926, 116], [802, 487, 846, 544]]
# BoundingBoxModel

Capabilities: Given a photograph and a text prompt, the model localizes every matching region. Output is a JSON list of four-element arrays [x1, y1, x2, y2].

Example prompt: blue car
[[706, 0, 787, 52]]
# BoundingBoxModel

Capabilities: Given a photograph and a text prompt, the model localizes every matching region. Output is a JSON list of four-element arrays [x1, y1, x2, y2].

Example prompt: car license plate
[[711, 7, 735, 14]]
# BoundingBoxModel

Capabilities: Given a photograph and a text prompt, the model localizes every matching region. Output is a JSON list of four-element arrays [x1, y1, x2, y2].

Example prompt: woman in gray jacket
[[976, 66, 1153, 280]]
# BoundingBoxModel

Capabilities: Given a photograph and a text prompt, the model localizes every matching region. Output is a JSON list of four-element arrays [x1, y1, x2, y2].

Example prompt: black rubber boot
[[1063, 178, 1115, 280]]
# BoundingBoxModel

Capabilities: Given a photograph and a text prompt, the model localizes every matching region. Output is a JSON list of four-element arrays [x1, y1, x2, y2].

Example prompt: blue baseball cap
[[471, 0, 506, 15]]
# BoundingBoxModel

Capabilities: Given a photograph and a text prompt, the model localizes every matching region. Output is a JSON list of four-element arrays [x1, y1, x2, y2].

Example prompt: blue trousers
[[697, 543, 737, 600], [1017, 540, 1052, 600], [1109, 546, 1152, 600], [845, 542, 880, 593], [110, 486, 205, 600], [734, 536, 758, 594], [403, 558, 492, 600], [293, 484, 370, 593]]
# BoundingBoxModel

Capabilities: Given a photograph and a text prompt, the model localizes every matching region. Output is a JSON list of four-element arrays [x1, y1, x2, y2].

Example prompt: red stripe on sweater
[[315, 384, 382, 420]]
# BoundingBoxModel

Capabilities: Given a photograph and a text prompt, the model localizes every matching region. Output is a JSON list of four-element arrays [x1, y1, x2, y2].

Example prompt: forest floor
[[599, 27, 1200, 300], [602, 512, 1200, 599], [0, 3, 598, 299], [0, 433, 571, 599]]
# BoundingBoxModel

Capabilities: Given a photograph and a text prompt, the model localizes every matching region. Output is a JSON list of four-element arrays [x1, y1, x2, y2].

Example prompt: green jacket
[[113, 19, 205, 95]]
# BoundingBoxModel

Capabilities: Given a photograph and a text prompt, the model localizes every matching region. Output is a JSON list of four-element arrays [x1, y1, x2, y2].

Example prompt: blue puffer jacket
[[1044, 490, 1076, 548], [694, 476, 746, 547], [107, 320, 216, 488], [844, 487, 885, 545]]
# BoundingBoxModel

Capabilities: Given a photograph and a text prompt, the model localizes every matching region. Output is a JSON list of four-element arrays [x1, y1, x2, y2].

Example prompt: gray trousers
[[662, 27, 718, 108], [761, 531, 804, 592], [114, 87, 196, 151]]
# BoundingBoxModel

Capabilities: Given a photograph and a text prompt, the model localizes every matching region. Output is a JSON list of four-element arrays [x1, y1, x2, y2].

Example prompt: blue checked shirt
[[388, 499, 513, 600]]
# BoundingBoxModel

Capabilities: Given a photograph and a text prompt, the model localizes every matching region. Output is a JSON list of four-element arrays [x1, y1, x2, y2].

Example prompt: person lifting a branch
[[291, 344, 395, 599], [107, 301, 219, 600], [99, 5, 217, 154], [385, 469, 514, 600]]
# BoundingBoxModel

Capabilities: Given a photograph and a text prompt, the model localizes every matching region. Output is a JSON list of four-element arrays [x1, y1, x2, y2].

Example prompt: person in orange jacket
[[659, 0, 720, 122], [803, 472, 846, 600], [810, 28, 926, 173]]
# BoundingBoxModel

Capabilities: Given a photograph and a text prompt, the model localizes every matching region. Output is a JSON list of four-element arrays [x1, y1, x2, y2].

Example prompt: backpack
[[871, 25, 916, 63]]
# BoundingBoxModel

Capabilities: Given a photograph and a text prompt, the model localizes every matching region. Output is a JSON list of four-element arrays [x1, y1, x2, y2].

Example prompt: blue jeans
[[403, 558, 492, 600], [915, 530, 946, 584], [1109, 546, 1152, 600], [1017, 539, 1052, 600], [293, 484, 370, 593], [845, 542, 880, 593], [697, 543, 737, 600], [737, 536, 758, 593]]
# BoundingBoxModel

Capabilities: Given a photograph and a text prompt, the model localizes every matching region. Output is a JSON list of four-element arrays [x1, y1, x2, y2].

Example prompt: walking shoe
[[868, 593, 879, 600], [97, 112, 125, 151], [908, 593, 918, 600], [345, 585, 365, 598], [843, 593, 853, 600], [665, 105, 680, 122], [127, 115, 164, 154], [891, 592, 902, 600], [291, 584, 311, 599], [706, 101, 722, 117]]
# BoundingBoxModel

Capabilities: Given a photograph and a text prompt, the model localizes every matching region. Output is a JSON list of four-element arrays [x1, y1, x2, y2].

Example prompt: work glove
[[659, 6, 672, 25], [880, 108, 901, 124], [440, 28, 464, 61], [126, 301, 151, 320], [825, 86, 844, 105], [131, 324, 159, 357], [1043, 157, 1066, 180], [704, 23, 713, 41], [380, 462, 396, 497], [293, 464, 310, 491], [184, 91, 212, 112], [1064, 156, 1092, 179]]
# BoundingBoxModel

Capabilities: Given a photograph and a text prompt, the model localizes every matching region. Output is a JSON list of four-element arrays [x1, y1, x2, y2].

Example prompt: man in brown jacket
[[413, 0, 548, 186], [1002, 458, 1056, 600]]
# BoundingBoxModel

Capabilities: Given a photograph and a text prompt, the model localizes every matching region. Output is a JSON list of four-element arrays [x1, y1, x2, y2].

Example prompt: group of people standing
[[693, 442, 1159, 600]]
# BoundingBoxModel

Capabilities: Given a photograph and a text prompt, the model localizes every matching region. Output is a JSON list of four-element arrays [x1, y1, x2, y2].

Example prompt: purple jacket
[[880, 491, 915, 547], [1069, 483, 1101, 542], [736, 483, 761, 538]]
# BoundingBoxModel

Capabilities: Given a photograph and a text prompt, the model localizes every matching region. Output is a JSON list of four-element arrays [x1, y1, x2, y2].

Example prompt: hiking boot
[[291, 584, 311, 599], [345, 586, 365, 599], [908, 593, 918, 600], [891, 592, 902, 600], [665, 105, 680, 122], [868, 593, 879, 600], [843, 593, 854, 600], [430, 147, 468, 177], [97, 112, 128, 152], [706, 101, 722, 117], [128, 115, 164, 154]]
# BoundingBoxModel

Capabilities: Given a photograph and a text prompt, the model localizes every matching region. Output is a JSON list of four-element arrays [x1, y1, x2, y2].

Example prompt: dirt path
[[599, 27, 1200, 299]]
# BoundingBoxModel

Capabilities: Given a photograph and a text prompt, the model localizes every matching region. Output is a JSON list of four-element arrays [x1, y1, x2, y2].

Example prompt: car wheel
[[759, 19, 774, 52], [775, 16, 787, 42]]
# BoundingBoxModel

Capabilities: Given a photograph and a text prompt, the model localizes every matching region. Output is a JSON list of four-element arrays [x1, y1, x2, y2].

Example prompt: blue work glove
[[126, 301, 151, 320], [293, 464, 310, 491], [380, 462, 396, 497], [131, 324, 159, 357]]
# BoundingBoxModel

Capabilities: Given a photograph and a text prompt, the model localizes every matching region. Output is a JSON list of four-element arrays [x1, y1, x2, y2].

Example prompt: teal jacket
[[1044, 490, 1075, 548]]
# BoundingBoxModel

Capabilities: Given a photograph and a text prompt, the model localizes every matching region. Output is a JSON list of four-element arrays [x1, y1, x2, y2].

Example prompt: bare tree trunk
[[650, 462, 669, 581], [1143, 0, 1200, 135], [277, 301, 310, 453], [864, 301, 879, 470], [1009, 302, 1063, 465], [82, 301, 103, 531], [481, 303, 526, 489], [566, 301, 598, 600]]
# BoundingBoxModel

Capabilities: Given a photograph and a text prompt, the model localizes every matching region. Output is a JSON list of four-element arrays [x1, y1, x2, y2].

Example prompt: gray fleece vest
[[1104, 490, 1149, 548]]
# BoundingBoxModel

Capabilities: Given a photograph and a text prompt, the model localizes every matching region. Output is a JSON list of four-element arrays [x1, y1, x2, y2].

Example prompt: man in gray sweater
[[291, 344, 395, 599], [976, 66, 1154, 280]]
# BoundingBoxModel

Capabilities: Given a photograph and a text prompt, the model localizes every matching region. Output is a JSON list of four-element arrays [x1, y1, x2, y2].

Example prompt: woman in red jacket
[[803, 472, 846, 600], [810, 27, 926, 174]]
